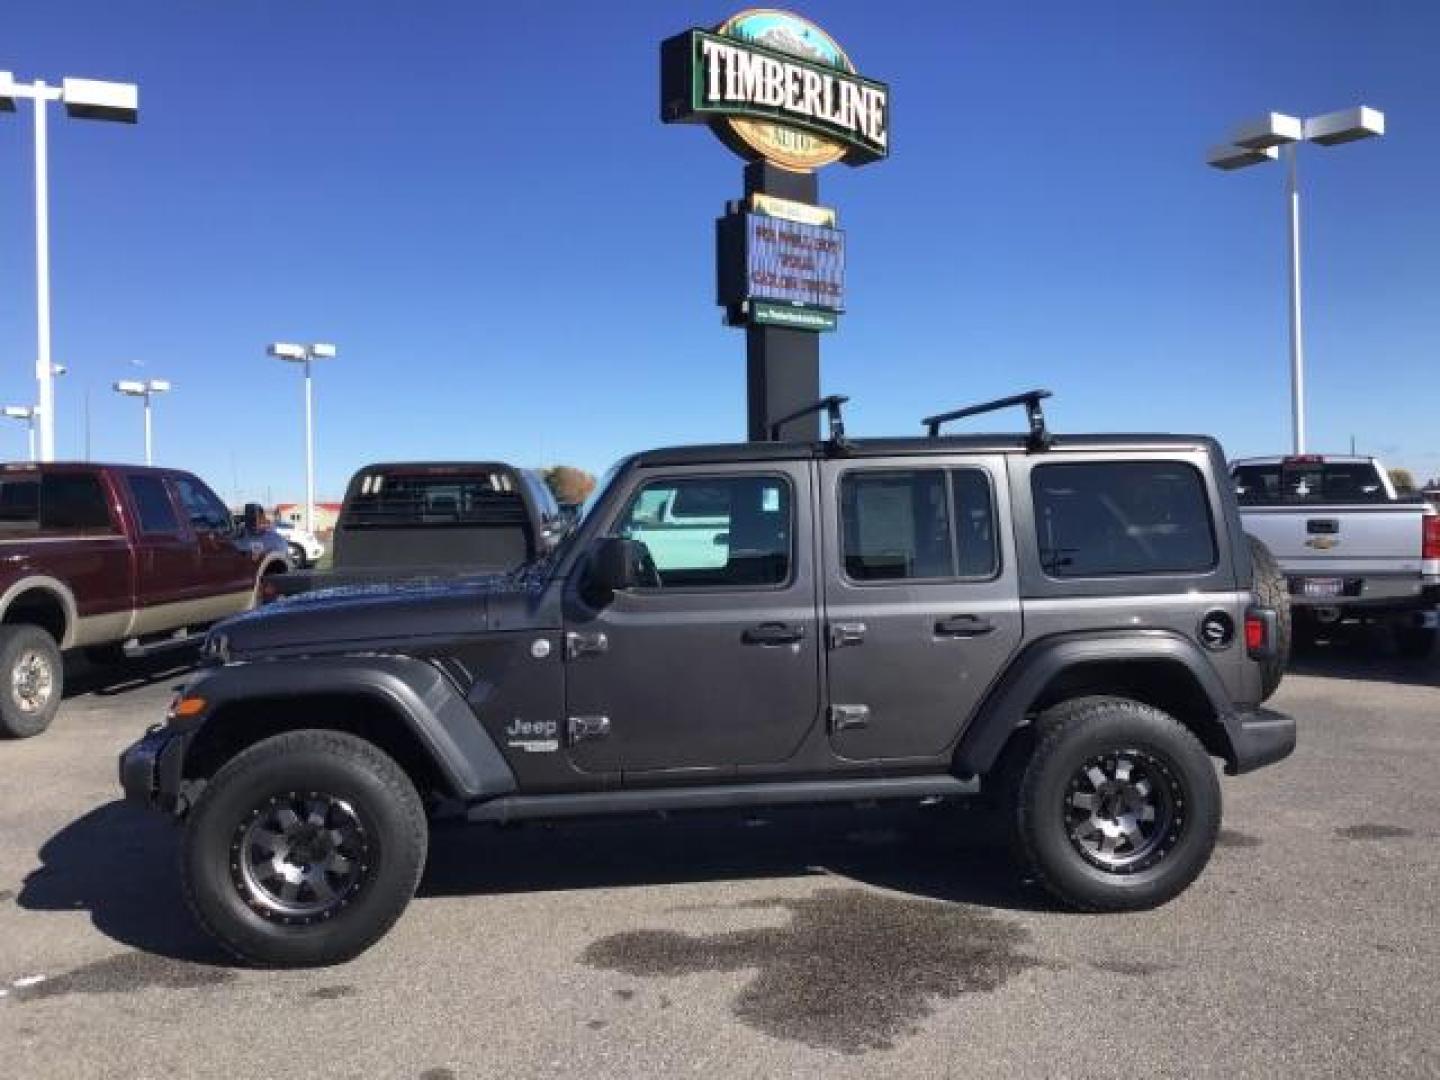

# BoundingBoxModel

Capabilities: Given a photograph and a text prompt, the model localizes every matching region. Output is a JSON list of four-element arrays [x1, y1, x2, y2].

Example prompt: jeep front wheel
[[1010, 697, 1220, 912], [181, 729, 427, 967]]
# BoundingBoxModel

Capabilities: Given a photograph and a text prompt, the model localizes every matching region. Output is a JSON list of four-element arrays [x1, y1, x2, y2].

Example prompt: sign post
[[661, 10, 889, 442]]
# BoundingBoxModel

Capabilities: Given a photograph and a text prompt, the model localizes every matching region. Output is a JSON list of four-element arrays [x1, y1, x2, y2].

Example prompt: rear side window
[[0, 477, 40, 531], [1032, 462, 1216, 578], [127, 475, 180, 534], [839, 468, 998, 582], [1, 474, 115, 534], [39, 474, 114, 533]]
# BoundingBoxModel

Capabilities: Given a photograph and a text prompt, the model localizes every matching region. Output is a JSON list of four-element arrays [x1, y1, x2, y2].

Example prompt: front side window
[[1033, 461, 1216, 578], [172, 477, 232, 533], [615, 475, 791, 588], [840, 468, 998, 582]]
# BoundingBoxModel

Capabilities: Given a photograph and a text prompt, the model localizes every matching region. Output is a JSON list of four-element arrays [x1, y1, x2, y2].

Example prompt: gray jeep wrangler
[[120, 392, 1295, 967]]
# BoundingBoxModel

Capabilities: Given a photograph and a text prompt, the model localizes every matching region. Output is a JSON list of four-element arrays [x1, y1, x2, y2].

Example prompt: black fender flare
[[179, 655, 516, 800], [953, 630, 1239, 775]]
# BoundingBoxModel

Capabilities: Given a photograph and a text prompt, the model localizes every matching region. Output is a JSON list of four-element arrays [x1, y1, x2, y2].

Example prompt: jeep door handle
[[743, 622, 806, 646], [934, 614, 995, 638]]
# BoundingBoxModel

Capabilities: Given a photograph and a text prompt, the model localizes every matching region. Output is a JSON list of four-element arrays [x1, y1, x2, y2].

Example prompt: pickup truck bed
[[1232, 455, 1440, 650], [266, 462, 566, 602]]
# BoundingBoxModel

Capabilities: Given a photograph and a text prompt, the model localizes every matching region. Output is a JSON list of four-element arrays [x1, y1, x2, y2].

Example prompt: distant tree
[[1388, 467, 1417, 493], [543, 466, 596, 506]]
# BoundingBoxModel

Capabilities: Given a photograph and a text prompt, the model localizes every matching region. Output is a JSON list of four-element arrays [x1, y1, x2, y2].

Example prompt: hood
[[215, 577, 503, 658]]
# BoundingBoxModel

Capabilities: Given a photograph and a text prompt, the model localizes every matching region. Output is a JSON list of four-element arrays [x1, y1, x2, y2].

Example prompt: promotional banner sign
[[661, 9, 890, 172], [717, 209, 846, 332]]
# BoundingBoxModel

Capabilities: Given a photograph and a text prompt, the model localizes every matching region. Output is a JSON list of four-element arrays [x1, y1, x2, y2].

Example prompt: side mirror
[[587, 536, 647, 600], [242, 503, 265, 531]]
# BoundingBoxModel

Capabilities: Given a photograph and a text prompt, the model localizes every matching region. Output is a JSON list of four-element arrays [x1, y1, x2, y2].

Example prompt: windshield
[[1233, 461, 1390, 505]]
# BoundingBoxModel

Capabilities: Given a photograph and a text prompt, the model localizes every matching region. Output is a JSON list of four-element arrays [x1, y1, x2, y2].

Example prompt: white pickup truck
[[1232, 455, 1440, 655]]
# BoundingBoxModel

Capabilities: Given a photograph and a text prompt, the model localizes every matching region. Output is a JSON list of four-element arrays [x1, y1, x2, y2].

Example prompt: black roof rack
[[922, 389, 1053, 451], [769, 394, 850, 450]]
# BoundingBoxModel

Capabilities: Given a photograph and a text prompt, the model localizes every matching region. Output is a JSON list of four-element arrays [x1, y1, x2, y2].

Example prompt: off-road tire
[[287, 543, 308, 568], [0, 624, 64, 739], [181, 729, 427, 967], [1248, 534, 1291, 701], [1010, 696, 1221, 912], [1395, 625, 1436, 659]]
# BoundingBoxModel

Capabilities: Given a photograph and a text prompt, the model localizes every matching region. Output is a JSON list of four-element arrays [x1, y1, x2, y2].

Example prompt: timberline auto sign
[[662, 9, 889, 172]]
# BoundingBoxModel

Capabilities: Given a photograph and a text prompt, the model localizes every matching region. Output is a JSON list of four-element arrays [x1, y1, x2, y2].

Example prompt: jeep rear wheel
[[181, 729, 427, 967], [1010, 697, 1220, 912], [0, 624, 63, 739]]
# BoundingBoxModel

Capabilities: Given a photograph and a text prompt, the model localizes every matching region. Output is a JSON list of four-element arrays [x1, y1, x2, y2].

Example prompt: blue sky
[[2, 0, 1437, 503]]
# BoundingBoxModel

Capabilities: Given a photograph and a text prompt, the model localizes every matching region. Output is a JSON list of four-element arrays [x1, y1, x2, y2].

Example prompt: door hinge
[[567, 715, 611, 744], [829, 704, 871, 732], [566, 631, 609, 660]]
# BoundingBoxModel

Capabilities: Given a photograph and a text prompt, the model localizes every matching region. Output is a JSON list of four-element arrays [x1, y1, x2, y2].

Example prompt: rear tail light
[[1245, 608, 1276, 659], [1423, 516, 1440, 561]]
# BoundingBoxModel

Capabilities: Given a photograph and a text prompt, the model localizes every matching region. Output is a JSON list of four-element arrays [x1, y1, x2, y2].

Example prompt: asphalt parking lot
[[1, 643, 1437, 1079]]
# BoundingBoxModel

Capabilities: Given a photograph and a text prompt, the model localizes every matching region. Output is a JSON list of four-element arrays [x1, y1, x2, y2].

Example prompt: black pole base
[[742, 162, 822, 442]]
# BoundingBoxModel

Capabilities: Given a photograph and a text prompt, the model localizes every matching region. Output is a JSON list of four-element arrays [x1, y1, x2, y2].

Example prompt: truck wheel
[[0, 624, 64, 739], [287, 543, 308, 568], [181, 729, 427, 967], [1247, 534, 1291, 701], [1395, 626, 1436, 659], [1009, 697, 1220, 912]]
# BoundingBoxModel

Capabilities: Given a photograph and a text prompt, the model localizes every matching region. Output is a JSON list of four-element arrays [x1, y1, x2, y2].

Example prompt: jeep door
[[563, 463, 820, 776], [820, 456, 1023, 761]]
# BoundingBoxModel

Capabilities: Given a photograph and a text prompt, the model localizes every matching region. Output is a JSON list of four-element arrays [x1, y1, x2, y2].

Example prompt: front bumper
[[1225, 706, 1296, 775], [118, 725, 190, 814]]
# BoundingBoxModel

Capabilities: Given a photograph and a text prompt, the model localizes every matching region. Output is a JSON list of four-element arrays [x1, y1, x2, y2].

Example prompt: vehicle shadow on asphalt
[[1288, 629, 1440, 688], [61, 651, 197, 700], [17, 802, 1050, 967], [420, 801, 1055, 913], [16, 799, 229, 965]]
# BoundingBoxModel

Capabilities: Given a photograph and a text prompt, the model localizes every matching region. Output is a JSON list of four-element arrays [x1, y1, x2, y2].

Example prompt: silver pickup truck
[[1232, 455, 1440, 655]]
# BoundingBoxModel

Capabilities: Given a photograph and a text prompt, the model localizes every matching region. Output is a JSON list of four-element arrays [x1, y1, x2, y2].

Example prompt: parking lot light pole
[[3, 406, 38, 460], [1, 72, 139, 464], [112, 379, 170, 466], [267, 342, 337, 533], [1207, 106, 1384, 455]]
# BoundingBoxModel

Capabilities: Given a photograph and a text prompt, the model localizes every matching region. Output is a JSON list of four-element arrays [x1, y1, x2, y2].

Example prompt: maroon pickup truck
[[0, 463, 290, 738]]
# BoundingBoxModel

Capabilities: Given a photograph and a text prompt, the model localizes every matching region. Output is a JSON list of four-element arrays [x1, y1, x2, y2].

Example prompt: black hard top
[[632, 433, 1220, 468]]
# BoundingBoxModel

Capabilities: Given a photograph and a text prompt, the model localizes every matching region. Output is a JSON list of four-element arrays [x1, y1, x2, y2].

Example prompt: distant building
[[273, 502, 342, 534]]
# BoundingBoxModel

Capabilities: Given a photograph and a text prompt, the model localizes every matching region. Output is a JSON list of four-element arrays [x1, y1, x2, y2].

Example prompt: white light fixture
[[266, 342, 339, 532], [61, 77, 139, 124], [1230, 112, 1304, 150], [3, 405, 38, 461], [112, 378, 170, 465], [1207, 104, 1385, 454], [1206, 144, 1280, 171], [1305, 105, 1385, 146], [1, 71, 139, 463]]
